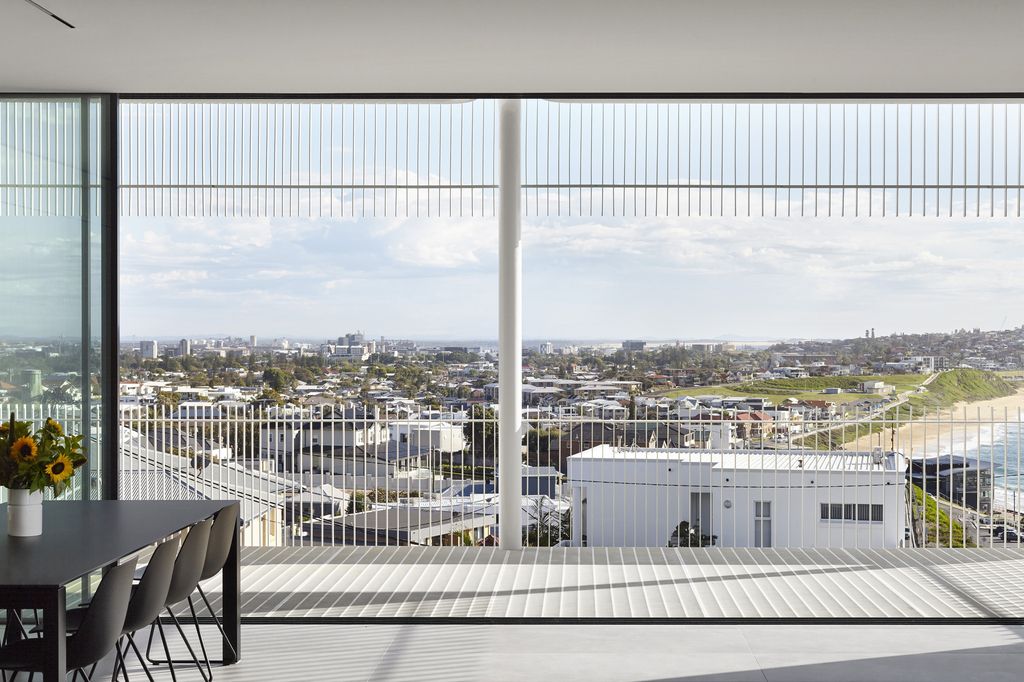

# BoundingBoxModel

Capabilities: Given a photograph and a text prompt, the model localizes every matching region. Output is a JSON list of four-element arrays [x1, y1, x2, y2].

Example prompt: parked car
[[992, 525, 1020, 542]]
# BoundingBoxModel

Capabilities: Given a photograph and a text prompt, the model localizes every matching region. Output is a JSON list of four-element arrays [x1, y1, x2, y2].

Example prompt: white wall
[[3, 1, 1022, 93], [261, 423, 390, 457], [390, 421, 467, 453], [568, 455, 907, 548]]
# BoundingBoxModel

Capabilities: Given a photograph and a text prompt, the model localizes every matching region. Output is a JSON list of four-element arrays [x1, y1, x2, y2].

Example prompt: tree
[[155, 391, 180, 411], [524, 506, 571, 547], [668, 521, 717, 547], [293, 367, 316, 384], [464, 405, 498, 456], [262, 367, 293, 392], [257, 388, 284, 405], [346, 491, 368, 514]]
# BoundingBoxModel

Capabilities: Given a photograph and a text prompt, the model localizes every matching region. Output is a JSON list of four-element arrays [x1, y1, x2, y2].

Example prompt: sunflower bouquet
[[0, 414, 86, 496]]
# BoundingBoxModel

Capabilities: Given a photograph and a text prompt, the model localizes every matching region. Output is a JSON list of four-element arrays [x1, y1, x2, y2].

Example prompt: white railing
[[6, 401, 1021, 550]]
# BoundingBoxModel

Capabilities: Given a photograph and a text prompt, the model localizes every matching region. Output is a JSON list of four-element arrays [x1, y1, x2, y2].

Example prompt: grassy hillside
[[912, 484, 974, 548], [798, 369, 1016, 450], [665, 374, 927, 404], [907, 368, 1014, 411], [731, 374, 923, 395]]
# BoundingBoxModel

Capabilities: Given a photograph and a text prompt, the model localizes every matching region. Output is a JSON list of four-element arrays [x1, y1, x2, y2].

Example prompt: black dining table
[[0, 500, 241, 681]]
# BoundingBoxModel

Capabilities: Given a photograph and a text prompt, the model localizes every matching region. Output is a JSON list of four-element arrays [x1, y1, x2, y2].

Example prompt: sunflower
[[45, 454, 74, 484], [9, 436, 37, 463], [45, 418, 63, 435]]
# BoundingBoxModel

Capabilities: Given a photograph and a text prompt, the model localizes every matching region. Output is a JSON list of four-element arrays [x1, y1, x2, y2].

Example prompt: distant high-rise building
[[250, 335, 258, 348], [139, 340, 158, 359], [340, 332, 365, 347], [871, 328, 876, 339], [540, 342, 554, 355], [178, 338, 191, 357], [622, 340, 646, 352]]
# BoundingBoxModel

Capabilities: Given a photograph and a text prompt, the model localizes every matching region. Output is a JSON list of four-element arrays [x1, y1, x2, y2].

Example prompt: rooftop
[[568, 446, 907, 472]]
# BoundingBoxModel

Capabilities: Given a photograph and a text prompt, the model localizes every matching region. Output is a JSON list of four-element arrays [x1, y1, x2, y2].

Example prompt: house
[[859, 380, 894, 395], [140, 426, 234, 461], [389, 419, 467, 453], [733, 411, 775, 440], [567, 446, 909, 549], [911, 456, 993, 515], [284, 443, 434, 476], [260, 407, 390, 458], [119, 426, 300, 546]]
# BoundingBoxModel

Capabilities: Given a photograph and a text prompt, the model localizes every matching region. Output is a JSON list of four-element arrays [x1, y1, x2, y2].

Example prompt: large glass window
[[0, 97, 108, 500]]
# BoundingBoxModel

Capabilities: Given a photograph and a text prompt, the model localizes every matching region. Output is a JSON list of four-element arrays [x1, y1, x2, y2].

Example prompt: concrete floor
[[228, 546, 1024, 618], [21, 622, 1023, 682]]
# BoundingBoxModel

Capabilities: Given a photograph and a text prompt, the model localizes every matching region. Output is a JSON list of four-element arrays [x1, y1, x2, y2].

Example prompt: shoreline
[[847, 386, 1024, 455]]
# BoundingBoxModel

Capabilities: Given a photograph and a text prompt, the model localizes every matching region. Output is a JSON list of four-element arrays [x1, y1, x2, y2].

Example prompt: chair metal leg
[[10, 610, 29, 642], [111, 638, 128, 682], [167, 609, 211, 682], [154, 621, 177, 682], [146, 593, 228, 675], [145, 621, 157, 664], [187, 596, 212, 680], [126, 631, 156, 682]]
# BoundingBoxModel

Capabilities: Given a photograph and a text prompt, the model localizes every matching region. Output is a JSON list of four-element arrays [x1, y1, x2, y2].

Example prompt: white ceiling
[[2, 0, 1023, 95]]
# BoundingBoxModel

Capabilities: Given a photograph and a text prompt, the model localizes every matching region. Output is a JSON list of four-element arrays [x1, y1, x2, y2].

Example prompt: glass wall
[[0, 97, 108, 500]]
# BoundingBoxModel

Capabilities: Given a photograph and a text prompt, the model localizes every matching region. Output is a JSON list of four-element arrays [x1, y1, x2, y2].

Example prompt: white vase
[[7, 488, 43, 537]]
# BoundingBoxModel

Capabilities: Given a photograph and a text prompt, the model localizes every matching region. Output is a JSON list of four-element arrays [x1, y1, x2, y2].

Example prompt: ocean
[[957, 422, 1024, 513]]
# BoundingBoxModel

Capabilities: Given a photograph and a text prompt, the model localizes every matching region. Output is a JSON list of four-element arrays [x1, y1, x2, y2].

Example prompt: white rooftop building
[[568, 446, 909, 550]]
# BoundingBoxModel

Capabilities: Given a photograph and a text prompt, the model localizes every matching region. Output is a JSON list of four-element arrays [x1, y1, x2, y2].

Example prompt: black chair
[[0, 557, 138, 682], [145, 518, 213, 682], [113, 537, 181, 681], [29, 537, 182, 682], [145, 507, 238, 680], [191, 505, 239, 671]]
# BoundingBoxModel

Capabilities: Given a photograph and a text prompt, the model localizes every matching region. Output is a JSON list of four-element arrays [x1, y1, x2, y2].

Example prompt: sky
[[5, 100, 1022, 344], [110, 100, 1024, 342], [111, 211, 1024, 342]]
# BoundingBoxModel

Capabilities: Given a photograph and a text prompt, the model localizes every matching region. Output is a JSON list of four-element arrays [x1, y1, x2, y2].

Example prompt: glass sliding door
[[0, 96, 111, 500]]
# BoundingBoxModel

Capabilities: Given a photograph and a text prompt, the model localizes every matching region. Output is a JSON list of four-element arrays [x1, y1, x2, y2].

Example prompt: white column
[[498, 99, 523, 550]]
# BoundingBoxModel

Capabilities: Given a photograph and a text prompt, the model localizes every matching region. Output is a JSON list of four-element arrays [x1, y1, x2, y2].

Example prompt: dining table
[[0, 499, 241, 681]]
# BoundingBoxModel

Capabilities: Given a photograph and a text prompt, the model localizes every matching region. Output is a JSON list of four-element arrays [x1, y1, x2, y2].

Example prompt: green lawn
[[796, 369, 1016, 450], [663, 374, 927, 404]]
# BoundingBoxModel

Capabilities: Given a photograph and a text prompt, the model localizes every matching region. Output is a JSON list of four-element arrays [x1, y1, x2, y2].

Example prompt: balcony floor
[[70, 622, 1024, 681], [205, 546, 1024, 620]]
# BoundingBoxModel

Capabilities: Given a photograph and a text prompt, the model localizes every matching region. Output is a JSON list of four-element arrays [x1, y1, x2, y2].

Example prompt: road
[[795, 374, 939, 443]]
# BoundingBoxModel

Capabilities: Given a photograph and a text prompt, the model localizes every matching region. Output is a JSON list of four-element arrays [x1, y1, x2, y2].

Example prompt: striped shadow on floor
[[187, 547, 1024, 621]]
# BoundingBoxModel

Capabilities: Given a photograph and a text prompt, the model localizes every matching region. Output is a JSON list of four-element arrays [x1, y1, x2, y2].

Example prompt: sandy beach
[[848, 386, 1024, 456]]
